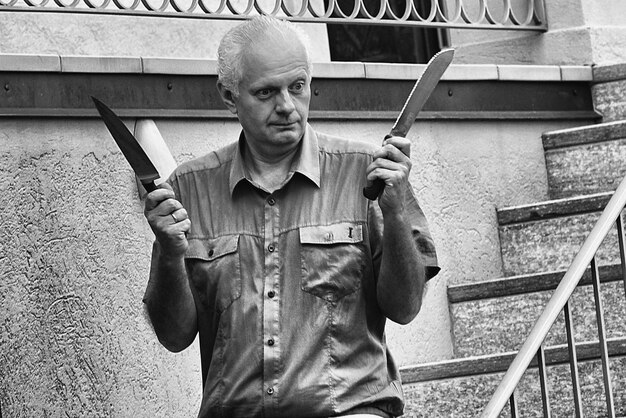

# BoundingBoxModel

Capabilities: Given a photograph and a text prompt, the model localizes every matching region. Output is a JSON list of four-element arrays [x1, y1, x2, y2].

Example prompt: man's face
[[231, 35, 311, 157]]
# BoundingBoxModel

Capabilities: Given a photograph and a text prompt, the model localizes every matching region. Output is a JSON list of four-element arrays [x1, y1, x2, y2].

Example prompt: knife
[[91, 96, 160, 193], [363, 48, 455, 200]]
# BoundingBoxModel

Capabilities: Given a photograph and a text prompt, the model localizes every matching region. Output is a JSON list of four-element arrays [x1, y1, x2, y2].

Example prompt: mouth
[[272, 121, 298, 129]]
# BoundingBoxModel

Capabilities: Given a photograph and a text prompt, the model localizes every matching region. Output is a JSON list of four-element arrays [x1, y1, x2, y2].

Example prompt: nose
[[275, 89, 295, 114]]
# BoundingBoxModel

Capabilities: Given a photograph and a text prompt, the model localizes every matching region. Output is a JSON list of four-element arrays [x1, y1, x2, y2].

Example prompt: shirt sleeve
[[367, 182, 440, 281]]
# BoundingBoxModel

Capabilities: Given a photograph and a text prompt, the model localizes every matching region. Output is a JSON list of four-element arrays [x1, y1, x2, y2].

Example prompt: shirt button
[[267, 387, 274, 395], [267, 290, 275, 298], [267, 338, 275, 346], [268, 244, 275, 252], [267, 196, 276, 206], [208, 249, 214, 257]]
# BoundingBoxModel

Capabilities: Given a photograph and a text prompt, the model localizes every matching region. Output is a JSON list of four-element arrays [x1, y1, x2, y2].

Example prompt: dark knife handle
[[143, 181, 157, 193], [363, 180, 385, 200], [363, 134, 394, 200]]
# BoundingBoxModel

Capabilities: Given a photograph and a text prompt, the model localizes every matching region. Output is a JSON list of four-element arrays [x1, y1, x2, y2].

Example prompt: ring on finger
[[171, 213, 178, 223]]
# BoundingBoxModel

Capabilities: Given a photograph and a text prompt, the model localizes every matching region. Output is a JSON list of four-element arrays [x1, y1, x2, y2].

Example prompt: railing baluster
[[564, 301, 583, 417], [536, 344, 551, 417], [590, 256, 615, 417], [0, 0, 549, 30], [617, 212, 625, 297], [509, 391, 519, 418]]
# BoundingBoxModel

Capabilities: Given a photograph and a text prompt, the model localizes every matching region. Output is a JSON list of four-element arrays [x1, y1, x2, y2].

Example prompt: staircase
[[400, 120, 626, 417]]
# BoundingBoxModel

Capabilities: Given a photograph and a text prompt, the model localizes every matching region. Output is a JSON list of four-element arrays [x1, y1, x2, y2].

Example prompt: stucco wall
[[448, 0, 626, 66], [0, 116, 589, 416], [0, 12, 330, 62]]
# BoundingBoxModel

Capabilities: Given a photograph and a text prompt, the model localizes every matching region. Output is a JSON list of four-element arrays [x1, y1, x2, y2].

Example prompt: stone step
[[402, 351, 626, 417], [542, 120, 626, 199], [450, 278, 626, 358], [497, 193, 624, 277]]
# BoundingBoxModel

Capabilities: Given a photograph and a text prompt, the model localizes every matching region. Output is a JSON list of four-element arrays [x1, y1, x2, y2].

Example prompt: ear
[[216, 81, 238, 115]]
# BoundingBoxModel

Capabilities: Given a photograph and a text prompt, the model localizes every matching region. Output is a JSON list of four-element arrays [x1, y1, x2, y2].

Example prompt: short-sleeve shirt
[[160, 124, 439, 418]]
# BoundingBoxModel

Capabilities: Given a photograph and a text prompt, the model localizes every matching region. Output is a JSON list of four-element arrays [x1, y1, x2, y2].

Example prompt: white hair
[[217, 15, 313, 96]]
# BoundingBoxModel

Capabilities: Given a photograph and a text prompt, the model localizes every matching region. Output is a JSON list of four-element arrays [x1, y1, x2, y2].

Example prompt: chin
[[273, 127, 303, 143]]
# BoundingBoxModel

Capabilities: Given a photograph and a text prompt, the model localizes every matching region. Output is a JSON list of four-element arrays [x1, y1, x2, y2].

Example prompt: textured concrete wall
[[0, 116, 590, 416], [0, 119, 203, 417], [0, 12, 330, 62], [448, 0, 626, 66]]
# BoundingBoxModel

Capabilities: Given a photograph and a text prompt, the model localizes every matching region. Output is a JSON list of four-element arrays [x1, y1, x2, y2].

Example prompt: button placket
[[262, 193, 280, 412]]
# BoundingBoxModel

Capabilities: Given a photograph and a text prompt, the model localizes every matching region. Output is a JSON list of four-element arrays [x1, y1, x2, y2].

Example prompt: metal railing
[[0, 0, 547, 30], [481, 175, 626, 417]]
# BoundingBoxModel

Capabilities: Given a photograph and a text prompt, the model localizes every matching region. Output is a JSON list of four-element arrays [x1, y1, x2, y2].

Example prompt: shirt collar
[[229, 124, 321, 195]]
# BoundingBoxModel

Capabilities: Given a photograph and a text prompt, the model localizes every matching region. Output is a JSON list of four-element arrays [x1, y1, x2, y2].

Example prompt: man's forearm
[[376, 211, 426, 325], [144, 245, 197, 352]]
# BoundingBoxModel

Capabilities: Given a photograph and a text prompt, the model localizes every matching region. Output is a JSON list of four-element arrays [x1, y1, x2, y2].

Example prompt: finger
[[369, 153, 412, 176], [372, 144, 412, 164], [366, 166, 406, 185], [382, 136, 411, 157], [365, 156, 409, 180], [169, 208, 188, 224], [158, 182, 173, 191], [150, 198, 184, 218], [145, 188, 176, 212], [178, 218, 191, 233], [164, 217, 191, 233]]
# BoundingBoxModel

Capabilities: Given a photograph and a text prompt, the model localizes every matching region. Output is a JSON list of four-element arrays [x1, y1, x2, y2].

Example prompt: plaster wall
[[581, 2, 626, 66], [448, 0, 626, 66], [0, 116, 588, 415], [0, 12, 331, 62]]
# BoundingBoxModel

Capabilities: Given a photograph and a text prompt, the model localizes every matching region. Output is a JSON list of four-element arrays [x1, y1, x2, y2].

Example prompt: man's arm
[[376, 210, 426, 324], [143, 183, 197, 352], [366, 136, 427, 324]]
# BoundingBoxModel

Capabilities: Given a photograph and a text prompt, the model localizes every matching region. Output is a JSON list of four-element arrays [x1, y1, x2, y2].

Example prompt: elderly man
[[143, 15, 439, 418]]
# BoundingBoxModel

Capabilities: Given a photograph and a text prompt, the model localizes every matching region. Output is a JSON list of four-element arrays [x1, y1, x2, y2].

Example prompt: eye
[[290, 81, 306, 93], [256, 88, 272, 99]]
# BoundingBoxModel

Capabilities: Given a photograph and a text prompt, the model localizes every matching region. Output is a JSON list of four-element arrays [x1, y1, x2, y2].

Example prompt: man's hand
[[144, 183, 191, 258], [365, 136, 412, 214]]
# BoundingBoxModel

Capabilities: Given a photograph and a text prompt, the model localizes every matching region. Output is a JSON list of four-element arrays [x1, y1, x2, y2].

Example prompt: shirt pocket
[[185, 235, 242, 314], [299, 223, 366, 303]]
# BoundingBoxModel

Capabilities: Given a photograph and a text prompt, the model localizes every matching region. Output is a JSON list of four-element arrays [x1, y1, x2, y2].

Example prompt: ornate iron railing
[[0, 0, 547, 30]]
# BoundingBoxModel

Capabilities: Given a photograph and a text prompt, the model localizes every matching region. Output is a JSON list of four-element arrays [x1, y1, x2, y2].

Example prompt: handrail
[[0, 0, 548, 30], [481, 174, 626, 417]]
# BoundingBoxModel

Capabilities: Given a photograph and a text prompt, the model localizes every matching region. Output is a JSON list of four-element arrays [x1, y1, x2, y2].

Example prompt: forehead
[[240, 34, 309, 88]]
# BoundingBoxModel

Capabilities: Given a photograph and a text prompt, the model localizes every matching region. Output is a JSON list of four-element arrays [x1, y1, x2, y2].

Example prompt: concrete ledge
[[593, 63, 626, 83], [443, 64, 499, 81], [561, 65, 593, 81], [364, 63, 425, 80], [61, 55, 142, 73], [142, 57, 217, 75], [0, 54, 595, 82], [0, 53, 61, 72], [497, 65, 561, 81], [312, 62, 365, 78]]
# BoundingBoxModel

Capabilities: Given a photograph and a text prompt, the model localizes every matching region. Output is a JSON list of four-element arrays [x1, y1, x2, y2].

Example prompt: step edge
[[496, 191, 614, 226], [447, 263, 623, 303], [401, 336, 626, 383], [542, 120, 626, 150]]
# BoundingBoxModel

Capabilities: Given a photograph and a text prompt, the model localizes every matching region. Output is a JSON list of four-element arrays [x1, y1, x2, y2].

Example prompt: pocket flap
[[186, 235, 239, 260], [299, 223, 363, 244]]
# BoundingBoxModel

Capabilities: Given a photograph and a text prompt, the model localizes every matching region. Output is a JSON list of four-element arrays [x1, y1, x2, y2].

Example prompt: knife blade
[[363, 48, 455, 200], [91, 96, 160, 193]]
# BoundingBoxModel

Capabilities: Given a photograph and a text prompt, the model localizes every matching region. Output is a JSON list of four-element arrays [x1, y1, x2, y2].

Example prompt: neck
[[244, 141, 300, 192]]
